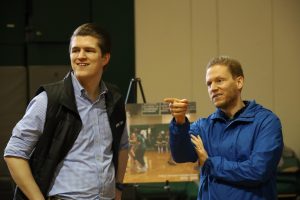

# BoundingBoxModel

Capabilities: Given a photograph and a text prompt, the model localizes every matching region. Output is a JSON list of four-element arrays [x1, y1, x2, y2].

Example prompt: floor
[[124, 150, 199, 183]]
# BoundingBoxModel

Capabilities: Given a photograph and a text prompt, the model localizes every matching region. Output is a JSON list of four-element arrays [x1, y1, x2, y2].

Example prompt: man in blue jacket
[[164, 56, 283, 200]]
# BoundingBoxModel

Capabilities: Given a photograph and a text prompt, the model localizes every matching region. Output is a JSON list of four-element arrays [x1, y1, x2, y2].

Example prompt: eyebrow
[[71, 46, 97, 50]]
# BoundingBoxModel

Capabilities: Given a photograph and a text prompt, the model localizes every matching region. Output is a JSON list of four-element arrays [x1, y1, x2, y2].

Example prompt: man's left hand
[[190, 134, 208, 166]]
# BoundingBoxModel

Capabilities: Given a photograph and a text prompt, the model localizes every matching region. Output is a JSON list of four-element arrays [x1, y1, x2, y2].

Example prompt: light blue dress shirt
[[4, 73, 129, 200]]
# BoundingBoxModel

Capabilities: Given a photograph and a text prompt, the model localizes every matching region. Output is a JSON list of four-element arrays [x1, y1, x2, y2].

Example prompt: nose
[[78, 49, 87, 59], [210, 82, 218, 91]]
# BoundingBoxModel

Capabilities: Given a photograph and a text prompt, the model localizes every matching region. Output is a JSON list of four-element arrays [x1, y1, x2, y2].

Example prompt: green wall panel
[[27, 43, 70, 65], [0, 1, 26, 44], [29, 0, 90, 42], [92, 0, 135, 98], [0, 45, 25, 66], [0, 0, 135, 98]]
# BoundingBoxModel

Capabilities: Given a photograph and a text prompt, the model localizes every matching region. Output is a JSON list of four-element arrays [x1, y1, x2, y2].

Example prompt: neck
[[79, 77, 101, 102], [221, 99, 245, 119], [86, 85, 100, 102]]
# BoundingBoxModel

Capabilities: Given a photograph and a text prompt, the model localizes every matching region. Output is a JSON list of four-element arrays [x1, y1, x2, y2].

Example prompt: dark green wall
[[0, 2, 135, 194], [0, 0, 135, 98]]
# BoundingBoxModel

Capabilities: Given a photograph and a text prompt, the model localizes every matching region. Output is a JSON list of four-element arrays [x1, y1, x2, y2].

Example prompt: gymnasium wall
[[135, 0, 300, 158]]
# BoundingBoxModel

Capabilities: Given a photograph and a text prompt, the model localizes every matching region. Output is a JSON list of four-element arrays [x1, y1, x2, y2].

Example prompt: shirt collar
[[71, 72, 108, 99]]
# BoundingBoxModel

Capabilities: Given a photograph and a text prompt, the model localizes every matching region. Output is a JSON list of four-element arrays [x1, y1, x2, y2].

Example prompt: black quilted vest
[[14, 72, 126, 199]]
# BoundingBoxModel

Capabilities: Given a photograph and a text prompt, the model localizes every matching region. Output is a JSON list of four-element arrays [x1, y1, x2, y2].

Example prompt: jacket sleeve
[[169, 117, 198, 163], [202, 114, 283, 186]]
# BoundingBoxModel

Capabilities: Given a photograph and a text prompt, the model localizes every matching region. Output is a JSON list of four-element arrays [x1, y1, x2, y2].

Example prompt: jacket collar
[[60, 71, 78, 113], [60, 71, 122, 116], [211, 100, 258, 122], [105, 83, 122, 116]]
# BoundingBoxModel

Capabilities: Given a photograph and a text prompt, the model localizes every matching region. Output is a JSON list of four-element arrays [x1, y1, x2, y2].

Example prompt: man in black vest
[[4, 23, 129, 200]]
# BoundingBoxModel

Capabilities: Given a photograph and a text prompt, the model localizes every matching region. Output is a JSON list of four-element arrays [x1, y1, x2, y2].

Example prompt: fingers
[[191, 134, 204, 150], [164, 98, 189, 104], [180, 99, 189, 104], [191, 134, 208, 167], [170, 104, 188, 113], [164, 98, 181, 103], [164, 98, 189, 112], [196, 135, 204, 146], [191, 134, 200, 146], [164, 97, 189, 124], [191, 135, 198, 148]]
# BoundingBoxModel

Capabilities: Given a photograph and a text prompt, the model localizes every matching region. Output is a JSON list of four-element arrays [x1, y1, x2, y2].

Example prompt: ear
[[236, 76, 244, 90], [102, 53, 111, 66]]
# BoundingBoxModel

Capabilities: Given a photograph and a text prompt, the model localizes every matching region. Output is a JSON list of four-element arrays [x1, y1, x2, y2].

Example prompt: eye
[[216, 79, 223, 84], [71, 48, 79, 53], [85, 48, 96, 53], [206, 81, 211, 87]]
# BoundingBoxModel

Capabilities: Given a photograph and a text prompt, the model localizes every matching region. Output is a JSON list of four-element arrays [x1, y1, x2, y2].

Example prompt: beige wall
[[135, 0, 300, 157]]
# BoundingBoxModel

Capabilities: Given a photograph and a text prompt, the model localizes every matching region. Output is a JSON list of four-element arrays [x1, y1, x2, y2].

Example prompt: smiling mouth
[[77, 63, 89, 67], [212, 94, 222, 99]]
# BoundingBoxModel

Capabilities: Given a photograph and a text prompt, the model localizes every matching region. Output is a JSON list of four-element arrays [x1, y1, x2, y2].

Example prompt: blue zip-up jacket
[[169, 101, 283, 200]]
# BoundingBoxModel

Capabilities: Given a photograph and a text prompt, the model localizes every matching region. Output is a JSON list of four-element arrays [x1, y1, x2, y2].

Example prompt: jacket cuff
[[170, 117, 190, 135]]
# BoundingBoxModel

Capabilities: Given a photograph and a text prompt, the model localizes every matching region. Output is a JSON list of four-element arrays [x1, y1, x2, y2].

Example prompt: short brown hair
[[70, 23, 111, 55], [206, 56, 244, 78]]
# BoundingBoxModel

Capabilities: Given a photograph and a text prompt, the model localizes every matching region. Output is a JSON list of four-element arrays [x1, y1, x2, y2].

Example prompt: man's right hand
[[4, 156, 45, 200], [164, 98, 189, 124]]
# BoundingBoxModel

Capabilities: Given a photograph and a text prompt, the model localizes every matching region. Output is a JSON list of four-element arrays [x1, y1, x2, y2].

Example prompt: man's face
[[205, 64, 243, 109], [70, 36, 110, 83]]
